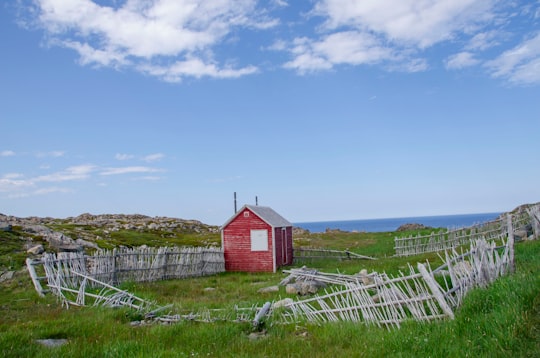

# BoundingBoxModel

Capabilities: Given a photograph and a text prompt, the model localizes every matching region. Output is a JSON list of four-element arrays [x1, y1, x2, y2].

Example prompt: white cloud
[[389, 58, 429, 73], [272, 0, 289, 7], [486, 32, 540, 84], [1, 165, 94, 197], [100, 166, 162, 176], [139, 58, 258, 82], [35, 164, 96, 182], [0, 174, 34, 192], [36, 150, 65, 158], [133, 176, 162, 181], [282, 0, 499, 74], [445, 52, 480, 69], [142, 153, 165, 162], [1, 150, 15, 157], [33, 187, 73, 195], [115, 153, 135, 161], [466, 31, 501, 51], [313, 0, 496, 48], [29, 0, 274, 81]]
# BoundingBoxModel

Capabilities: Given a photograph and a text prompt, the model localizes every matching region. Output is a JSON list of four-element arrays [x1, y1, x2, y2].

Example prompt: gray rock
[[0, 271, 15, 282], [286, 281, 322, 295], [75, 238, 99, 250], [24, 224, 52, 235], [247, 330, 267, 340], [357, 269, 374, 285], [35, 339, 68, 348], [272, 298, 294, 309], [27, 244, 44, 255], [285, 283, 300, 295], [257, 285, 279, 293]]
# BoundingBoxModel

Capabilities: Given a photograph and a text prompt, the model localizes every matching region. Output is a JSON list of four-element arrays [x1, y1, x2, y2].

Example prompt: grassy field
[[0, 227, 538, 357]]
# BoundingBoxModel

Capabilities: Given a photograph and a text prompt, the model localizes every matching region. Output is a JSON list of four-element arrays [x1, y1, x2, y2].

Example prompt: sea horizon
[[294, 212, 502, 233]]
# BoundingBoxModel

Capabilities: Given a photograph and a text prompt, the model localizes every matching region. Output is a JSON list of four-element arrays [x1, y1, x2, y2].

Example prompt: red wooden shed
[[221, 205, 293, 273]]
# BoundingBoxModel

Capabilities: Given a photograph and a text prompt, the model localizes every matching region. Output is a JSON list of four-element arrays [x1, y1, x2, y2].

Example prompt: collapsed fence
[[394, 205, 539, 257], [26, 246, 225, 296], [293, 248, 376, 262], [25, 206, 537, 329], [279, 236, 513, 329]]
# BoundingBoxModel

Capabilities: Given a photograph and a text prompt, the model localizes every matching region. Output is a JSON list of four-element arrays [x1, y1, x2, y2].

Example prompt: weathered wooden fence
[[27, 246, 225, 296], [293, 248, 376, 262], [279, 236, 513, 329], [394, 205, 539, 257]]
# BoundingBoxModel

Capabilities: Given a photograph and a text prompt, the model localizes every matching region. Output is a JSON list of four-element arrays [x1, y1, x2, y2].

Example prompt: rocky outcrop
[[396, 223, 432, 232], [0, 213, 219, 235], [0, 212, 220, 256]]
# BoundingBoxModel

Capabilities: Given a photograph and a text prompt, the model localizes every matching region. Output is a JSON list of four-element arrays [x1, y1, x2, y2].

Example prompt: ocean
[[294, 212, 502, 233]]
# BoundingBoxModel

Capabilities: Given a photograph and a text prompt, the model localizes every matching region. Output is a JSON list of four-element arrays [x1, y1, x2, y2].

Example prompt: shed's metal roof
[[245, 205, 292, 228], [222, 205, 292, 228]]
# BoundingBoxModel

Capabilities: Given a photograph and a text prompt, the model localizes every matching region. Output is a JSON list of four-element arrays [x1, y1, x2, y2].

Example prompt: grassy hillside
[[0, 226, 538, 357]]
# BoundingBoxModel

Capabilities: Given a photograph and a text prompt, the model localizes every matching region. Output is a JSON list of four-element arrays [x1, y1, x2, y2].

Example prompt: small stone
[[285, 283, 299, 295], [35, 339, 68, 348], [272, 298, 294, 309], [257, 285, 279, 293], [0, 271, 15, 282], [247, 330, 267, 340]]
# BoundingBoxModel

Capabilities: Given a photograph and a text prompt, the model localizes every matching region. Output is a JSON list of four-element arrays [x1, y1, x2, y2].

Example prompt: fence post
[[506, 213, 515, 273], [112, 248, 118, 284], [417, 263, 454, 320], [162, 250, 169, 281], [26, 258, 45, 297]]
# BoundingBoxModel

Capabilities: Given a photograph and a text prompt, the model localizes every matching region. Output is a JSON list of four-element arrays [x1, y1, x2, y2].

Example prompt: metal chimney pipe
[[234, 192, 237, 213]]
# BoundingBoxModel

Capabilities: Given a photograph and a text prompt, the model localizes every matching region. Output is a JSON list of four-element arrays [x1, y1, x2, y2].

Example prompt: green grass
[[1, 227, 538, 357]]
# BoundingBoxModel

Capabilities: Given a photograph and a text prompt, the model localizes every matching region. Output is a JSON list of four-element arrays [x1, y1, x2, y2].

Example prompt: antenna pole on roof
[[234, 192, 237, 213], [256, 196, 258, 206]]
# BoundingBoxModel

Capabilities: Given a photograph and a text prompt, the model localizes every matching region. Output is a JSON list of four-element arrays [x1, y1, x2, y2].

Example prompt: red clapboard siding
[[222, 205, 293, 273]]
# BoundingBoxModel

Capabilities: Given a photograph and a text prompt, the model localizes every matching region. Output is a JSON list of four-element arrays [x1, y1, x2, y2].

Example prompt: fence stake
[[417, 263, 454, 320], [253, 301, 272, 328], [506, 213, 515, 273], [26, 258, 45, 297]]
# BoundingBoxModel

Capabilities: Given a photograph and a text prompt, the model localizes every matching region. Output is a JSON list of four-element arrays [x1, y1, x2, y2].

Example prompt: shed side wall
[[223, 208, 274, 272]]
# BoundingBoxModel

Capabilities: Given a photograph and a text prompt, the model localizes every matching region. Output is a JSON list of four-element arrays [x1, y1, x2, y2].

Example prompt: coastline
[[294, 212, 502, 233]]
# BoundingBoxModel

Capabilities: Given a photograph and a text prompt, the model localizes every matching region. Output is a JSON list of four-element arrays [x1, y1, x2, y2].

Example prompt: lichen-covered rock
[[27, 244, 44, 255]]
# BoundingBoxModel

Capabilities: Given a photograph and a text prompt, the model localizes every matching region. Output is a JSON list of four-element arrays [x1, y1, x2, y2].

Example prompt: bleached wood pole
[[253, 301, 272, 328], [417, 263, 454, 320], [26, 258, 45, 297], [506, 213, 515, 273]]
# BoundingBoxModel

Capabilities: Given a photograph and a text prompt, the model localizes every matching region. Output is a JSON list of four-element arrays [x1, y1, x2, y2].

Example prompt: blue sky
[[1, 0, 539, 225]]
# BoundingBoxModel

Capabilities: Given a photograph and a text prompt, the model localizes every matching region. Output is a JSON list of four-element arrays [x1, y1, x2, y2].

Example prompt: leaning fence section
[[394, 205, 539, 257], [279, 237, 513, 329], [28, 246, 224, 294]]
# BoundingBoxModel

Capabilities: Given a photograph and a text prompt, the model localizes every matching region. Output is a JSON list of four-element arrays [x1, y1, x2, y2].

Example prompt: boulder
[[27, 244, 44, 255], [285, 284, 300, 295], [357, 269, 374, 286], [286, 281, 324, 295], [272, 298, 294, 309], [75, 238, 99, 250], [23, 224, 52, 235]]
